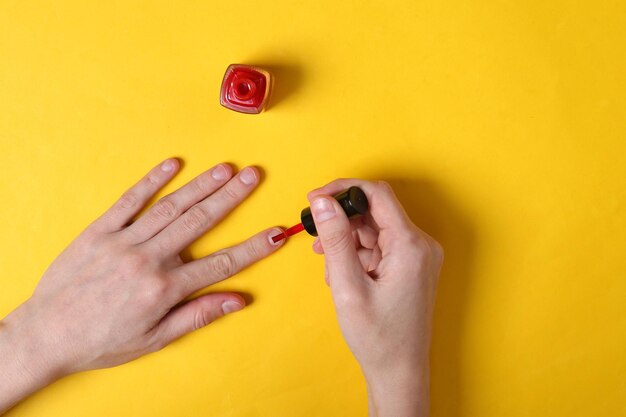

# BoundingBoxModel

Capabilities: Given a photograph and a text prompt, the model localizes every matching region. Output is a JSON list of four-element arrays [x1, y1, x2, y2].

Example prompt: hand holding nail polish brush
[[271, 186, 369, 243]]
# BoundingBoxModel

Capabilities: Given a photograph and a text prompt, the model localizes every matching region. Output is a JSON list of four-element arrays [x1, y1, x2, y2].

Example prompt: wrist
[[0, 302, 68, 412], [362, 357, 430, 417]]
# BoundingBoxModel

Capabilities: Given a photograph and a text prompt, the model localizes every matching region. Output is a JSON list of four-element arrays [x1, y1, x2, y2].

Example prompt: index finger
[[172, 227, 284, 297], [93, 158, 180, 232]]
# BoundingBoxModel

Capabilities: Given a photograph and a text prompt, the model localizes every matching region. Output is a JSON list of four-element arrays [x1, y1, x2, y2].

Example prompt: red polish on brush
[[271, 186, 369, 243], [271, 223, 305, 243]]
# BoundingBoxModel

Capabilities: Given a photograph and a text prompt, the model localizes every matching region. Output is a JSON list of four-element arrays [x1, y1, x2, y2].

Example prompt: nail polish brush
[[271, 186, 369, 243]]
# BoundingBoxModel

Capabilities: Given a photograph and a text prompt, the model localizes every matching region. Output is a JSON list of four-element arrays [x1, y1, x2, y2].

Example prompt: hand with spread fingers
[[308, 179, 443, 417], [0, 165, 441, 417], [0, 159, 284, 413]]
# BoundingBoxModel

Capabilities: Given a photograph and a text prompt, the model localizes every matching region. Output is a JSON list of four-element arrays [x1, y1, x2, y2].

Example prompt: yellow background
[[1, 1, 625, 416]]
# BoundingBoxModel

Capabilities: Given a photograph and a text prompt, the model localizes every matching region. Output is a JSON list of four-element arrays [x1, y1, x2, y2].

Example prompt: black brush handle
[[300, 186, 369, 237]]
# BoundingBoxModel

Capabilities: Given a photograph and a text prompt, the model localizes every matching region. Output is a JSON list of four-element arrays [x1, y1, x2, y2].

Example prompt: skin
[[308, 180, 443, 417], [0, 161, 442, 417]]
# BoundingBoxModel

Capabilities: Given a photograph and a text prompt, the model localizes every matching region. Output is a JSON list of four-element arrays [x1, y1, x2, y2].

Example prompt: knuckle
[[153, 198, 177, 220], [431, 239, 444, 261], [412, 237, 432, 262], [193, 172, 212, 194], [193, 307, 217, 330], [141, 279, 169, 306], [322, 229, 354, 255], [428, 240, 444, 273], [245, 238, 267, 260], [147, 173, 160, 186], [119, 250, 150, 275], [376, 180, 393, 193], [402, 228, 427, 249], [118, 192, 138, 209], [221, 183, 240, 201], [207, 252, 237, 279], [182, 205, 211, 232], [404, 230, 444, 267]]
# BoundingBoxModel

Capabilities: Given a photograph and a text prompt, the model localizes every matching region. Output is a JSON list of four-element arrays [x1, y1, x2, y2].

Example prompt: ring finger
[[126, 163, 233, 242]]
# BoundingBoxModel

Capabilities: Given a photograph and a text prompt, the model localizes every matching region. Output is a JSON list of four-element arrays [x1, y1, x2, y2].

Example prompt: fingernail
[[268, 228, 285, 246], [311, 197, 336, 222], [211, 164, 228, 181], [161, 159, 175, 172], [222, 300, 243, 314], [240, 167, 256, 185]]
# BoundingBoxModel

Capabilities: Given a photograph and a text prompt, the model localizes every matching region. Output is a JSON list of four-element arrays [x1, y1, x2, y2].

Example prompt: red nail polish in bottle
[[220, 64, 272, 114]]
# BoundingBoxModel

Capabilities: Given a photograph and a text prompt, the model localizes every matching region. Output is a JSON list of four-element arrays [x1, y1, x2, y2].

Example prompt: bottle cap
[[220, 64, 272, 114], [301, 186, 369, 236]]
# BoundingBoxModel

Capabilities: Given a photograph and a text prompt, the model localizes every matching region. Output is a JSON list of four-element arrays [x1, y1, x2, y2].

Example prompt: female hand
[[308, 179, 443, 417], [0, 159, 283, 413]]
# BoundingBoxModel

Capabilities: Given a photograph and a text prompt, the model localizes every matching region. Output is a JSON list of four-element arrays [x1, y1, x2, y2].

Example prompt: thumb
[[153, 293, 245, 347], [309, 195, 366, 290]]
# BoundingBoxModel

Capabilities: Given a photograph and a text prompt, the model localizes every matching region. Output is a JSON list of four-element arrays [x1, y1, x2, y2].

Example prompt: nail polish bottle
[[220, 64, 272, 114]]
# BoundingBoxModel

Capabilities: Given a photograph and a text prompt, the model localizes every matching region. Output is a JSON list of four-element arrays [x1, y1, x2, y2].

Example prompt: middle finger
[[148, 166, 260, 255], [125, 163, 233, 243]]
